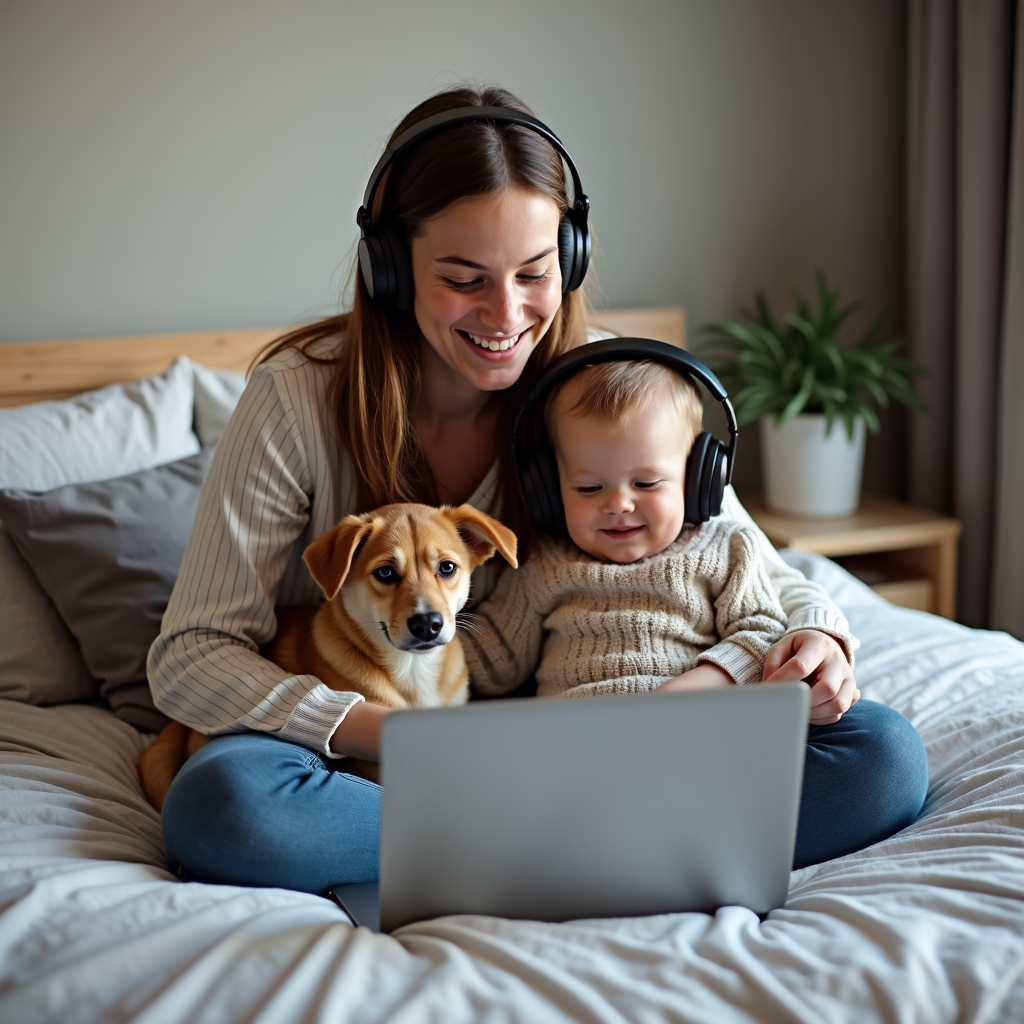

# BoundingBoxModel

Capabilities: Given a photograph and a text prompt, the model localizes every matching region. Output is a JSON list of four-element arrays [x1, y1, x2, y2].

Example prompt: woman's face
[[410, 188, 563, 393]]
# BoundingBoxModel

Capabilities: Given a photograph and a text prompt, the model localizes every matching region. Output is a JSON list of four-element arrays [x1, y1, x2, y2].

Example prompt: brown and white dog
[[139, 502, 517, 808]]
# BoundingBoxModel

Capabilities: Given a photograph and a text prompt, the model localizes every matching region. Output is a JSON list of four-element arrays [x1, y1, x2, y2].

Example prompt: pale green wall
[[0, 0, 907, 492]]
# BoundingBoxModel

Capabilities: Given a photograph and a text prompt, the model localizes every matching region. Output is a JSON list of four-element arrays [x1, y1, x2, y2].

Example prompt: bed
[[1, 313, 1023, 1024]]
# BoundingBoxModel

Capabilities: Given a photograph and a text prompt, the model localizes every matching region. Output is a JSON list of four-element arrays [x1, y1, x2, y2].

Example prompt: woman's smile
[[456, 328, 526, 358]]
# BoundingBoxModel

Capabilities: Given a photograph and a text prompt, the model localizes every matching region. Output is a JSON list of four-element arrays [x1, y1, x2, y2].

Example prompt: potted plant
[[701, 272, 927, 517]]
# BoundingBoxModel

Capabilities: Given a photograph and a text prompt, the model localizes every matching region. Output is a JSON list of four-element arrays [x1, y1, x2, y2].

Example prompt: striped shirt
[[147, 336, 855, 758]]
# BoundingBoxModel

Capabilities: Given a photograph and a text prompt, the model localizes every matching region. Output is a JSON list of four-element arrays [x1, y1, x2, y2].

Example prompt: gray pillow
[[0, 447, 215, 731], [0, 524, 96, 706]]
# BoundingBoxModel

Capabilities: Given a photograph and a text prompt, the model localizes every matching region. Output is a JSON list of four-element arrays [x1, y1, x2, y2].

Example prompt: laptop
[[329, 682, 809, 932]]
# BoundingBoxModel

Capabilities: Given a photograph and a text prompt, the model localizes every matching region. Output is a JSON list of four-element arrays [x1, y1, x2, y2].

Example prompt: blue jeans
[[161, 699, 928, 892]]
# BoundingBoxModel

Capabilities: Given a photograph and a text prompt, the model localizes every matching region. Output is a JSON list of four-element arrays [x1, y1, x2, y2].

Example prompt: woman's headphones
[[512, 338, 739, 535], [356, 106, 592, 311]]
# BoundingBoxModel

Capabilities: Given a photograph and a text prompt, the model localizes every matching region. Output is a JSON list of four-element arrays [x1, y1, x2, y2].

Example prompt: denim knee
[[844, 699, 929, 828], [161, 734, 299, 885], [161, 733, 382, 891], [796, 700, 929, 868]]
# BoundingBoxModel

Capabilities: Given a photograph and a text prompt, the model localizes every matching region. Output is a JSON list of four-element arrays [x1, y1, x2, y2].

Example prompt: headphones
[[512, 338, 739, 535], [356, 106, 591, 311]]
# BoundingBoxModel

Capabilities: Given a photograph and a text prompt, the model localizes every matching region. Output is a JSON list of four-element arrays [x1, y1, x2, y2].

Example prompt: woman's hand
[[762, 630, 860, 725], [659, 663, 734, 693], [328, 702, 393, 760]]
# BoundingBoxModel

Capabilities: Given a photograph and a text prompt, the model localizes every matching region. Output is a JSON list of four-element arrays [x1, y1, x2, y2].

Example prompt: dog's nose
[[407, 612, 444, 642]]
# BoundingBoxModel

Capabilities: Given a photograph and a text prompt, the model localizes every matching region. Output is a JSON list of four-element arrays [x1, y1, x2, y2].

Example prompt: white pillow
[[190, 360, 248, 447], [0, 357, 200, 708], [0, 356, 199, 491]]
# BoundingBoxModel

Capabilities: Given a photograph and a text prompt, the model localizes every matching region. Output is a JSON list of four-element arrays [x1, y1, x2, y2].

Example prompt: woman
[[149, 85, 927, 893]]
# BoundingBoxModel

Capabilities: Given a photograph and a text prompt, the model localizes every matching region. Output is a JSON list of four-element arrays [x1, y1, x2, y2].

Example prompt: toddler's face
[[551, 388, 692, 563]]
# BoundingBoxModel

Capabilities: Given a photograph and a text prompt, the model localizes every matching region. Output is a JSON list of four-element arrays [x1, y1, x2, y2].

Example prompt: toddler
[[463, 358, 791, 699]]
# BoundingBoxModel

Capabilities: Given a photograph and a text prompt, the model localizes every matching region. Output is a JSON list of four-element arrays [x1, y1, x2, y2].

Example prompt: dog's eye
[[373, 566, 398, 584], [437, 560, 457, 578]]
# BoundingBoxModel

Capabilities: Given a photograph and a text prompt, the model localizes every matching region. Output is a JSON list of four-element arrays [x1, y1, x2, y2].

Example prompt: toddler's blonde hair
[[546, 358, 703, 445]]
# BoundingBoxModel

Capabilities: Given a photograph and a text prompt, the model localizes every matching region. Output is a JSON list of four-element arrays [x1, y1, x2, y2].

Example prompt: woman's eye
[[437, 560, 457, 578], [517, 273, 548, 284], [373, 566, 398, 583], [444, 278, 481, 291]]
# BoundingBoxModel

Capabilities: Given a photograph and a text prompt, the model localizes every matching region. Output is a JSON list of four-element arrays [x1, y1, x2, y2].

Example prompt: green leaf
[[781, 312, 817, 344], [792, 289, 812, 324], [738, 349, 778, 373], [855, 352, 885, 377], [822, 395, 838, 437], [861, 376, 889, 406], [821, 339, 846, 381], [779, 366, 815, 423], [841, 406, 856, 441], [705, 321, 761, 348], [811, 381, 847, 402], [751, 325, 788, 366], [853, 401, 881, 434]]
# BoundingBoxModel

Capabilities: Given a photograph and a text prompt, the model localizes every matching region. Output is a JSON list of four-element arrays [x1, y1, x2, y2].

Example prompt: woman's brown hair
[[257, 85, 590, 550]]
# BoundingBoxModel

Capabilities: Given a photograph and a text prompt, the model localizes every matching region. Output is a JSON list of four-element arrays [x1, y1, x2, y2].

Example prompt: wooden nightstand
[[742, 493, 962, 619]]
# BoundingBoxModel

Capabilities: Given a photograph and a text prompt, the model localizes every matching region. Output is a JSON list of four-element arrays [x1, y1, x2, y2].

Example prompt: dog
[[139, 502, 517, 809]]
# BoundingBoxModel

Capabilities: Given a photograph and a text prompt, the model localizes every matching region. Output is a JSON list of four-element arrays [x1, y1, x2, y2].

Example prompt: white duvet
[[2, 553, 1023, 1024]]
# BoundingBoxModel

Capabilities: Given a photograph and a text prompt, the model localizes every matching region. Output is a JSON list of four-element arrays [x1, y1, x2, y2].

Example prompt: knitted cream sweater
[[463, 518, 788, 699]]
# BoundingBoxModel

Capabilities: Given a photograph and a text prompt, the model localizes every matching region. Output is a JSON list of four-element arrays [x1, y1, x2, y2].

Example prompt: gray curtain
[[906, 0, 1024, 637]]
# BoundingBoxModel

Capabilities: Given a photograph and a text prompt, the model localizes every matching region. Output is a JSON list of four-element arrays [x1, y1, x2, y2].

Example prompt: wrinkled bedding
[[2, 553, 1023, 1023]]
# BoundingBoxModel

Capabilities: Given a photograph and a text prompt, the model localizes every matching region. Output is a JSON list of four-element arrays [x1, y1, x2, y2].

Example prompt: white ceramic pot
[[760, 414, 865, 518]]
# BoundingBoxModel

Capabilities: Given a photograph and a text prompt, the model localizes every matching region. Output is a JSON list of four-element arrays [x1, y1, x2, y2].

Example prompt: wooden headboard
[[0, 306, 685, 409]]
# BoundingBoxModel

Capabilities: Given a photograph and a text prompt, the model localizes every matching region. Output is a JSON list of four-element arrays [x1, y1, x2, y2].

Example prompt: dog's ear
[[442, 505, 519, 569], [303, 515, 376, 600]]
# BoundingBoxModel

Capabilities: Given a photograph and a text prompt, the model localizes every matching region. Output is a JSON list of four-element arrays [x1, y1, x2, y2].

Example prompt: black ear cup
[[358, 223, 414, 311], [684, 431, 728, 525], [685, 432, 712, 525], [383, 224, 414, 312], [558, 212, 591, 294], [518, 442, 567, 536], [557, 218, 574, 292], [357, 234, 382, 301], [708, 444, 728, 517]]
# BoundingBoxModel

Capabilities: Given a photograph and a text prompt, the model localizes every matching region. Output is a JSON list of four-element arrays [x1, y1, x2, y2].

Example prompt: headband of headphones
[[356, 105, 590, 236], [512, 338, 738, 477]]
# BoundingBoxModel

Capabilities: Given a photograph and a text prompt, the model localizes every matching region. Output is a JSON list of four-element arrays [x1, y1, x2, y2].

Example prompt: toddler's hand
[[659, 663, 733, 693], [761, 630, 859, 725]]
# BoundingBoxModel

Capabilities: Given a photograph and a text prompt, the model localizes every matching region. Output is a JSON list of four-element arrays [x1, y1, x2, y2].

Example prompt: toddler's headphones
[[356, 105, 591, 311], [512, 338, 738, 535]]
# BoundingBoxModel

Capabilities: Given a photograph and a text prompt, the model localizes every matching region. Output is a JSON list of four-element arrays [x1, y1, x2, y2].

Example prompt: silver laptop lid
[[380, 682, 809, 932]]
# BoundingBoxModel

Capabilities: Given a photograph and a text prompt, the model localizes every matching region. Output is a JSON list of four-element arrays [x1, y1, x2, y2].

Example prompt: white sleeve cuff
[[278, 680, 366, 758], [695, 642, 766, 687]]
